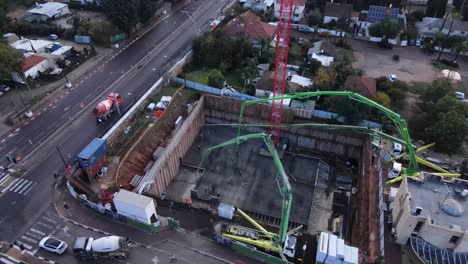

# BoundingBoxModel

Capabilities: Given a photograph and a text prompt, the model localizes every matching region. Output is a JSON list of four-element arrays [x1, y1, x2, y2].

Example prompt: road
[[0, 0, 229, 243]]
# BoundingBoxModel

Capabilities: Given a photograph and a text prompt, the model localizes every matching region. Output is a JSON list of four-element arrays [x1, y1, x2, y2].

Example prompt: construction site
[[104, 92, 379, 262]]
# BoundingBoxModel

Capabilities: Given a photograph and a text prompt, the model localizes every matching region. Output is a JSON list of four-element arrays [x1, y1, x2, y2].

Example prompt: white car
[[388, 74, 397, 82], [39, 237, 68, 254], [48, 34, 58, 40]]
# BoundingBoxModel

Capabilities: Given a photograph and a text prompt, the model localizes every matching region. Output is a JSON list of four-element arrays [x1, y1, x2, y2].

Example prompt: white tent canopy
[[441, 69, 462, 81]]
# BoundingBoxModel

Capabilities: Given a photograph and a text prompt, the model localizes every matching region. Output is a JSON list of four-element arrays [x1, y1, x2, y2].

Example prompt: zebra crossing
[[0, 172, 36, 195], [16, 212, 63, 252]]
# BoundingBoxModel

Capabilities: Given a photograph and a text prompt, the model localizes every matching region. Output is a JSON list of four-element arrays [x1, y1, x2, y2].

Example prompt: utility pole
[[56, 146, 68, 169]]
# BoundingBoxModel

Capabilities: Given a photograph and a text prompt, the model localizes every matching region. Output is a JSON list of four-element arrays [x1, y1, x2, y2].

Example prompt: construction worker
[[170, 254, 177, 262]]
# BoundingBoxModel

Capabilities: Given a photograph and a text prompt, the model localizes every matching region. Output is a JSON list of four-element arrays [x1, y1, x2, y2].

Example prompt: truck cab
[[390, 143, 403, 157], [388, 162, 402, 179]]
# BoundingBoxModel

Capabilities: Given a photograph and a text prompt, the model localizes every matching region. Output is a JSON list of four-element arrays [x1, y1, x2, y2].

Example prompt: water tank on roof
[[440, 198, 464, 217]]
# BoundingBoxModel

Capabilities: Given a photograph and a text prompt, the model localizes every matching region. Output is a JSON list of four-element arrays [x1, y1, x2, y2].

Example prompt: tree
[[138, 0, 162, 24], [308, 58, 322, 74], [427, 110, 466, 152], [207, 69, 225, 88], [314, 68, 337, 90], [453, 40, 468, 61], [426, 0, 448, 18], [327, 95, 370, 125], [368, 19, 400, 41], [241, 57, 258, 87], [374, 92, 391, 107], [89, 22, 115, 47], [421, 78, 453, 103], [411, 10, 425, 21], [403, 24, 419, 40], [0, 43, 24, 80], [307, 8, 322, 27], [103, 0, 138, 34], [0, 1, 11, 33]]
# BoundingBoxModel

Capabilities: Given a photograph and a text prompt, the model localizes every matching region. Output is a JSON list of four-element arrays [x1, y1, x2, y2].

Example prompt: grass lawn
[[185, 70, 211, 85]]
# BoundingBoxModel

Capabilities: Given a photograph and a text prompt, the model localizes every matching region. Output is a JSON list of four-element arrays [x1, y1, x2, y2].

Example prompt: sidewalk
[[0, 46, 114, 138], [53, 188, 258, 263]]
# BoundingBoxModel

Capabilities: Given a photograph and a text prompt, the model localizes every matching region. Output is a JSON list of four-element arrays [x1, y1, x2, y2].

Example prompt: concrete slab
[[166, 126, 329, 226]]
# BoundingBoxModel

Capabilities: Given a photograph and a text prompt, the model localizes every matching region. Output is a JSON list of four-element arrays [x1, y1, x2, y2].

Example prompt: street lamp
[[64, 74, 72, 88], [301, 241, 307, 264]]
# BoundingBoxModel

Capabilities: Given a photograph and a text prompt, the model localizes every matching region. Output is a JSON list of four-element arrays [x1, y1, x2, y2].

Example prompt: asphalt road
[[0, 0, 229, 243]]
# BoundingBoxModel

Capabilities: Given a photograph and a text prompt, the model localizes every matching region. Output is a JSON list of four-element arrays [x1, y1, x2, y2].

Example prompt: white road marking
[[1, 257, 18, 264], [36, 221, 53, 229], [42, 216, 58, 224], [2, 178, 19, 193], [14, 128, 20, 132], [20, 235, 38, 244], [26, 231, 43, 240], [12, 179, 28, 192], [23, 185, 34, 196], [30, 228, 46, 236], [0, 176, 10, 186], [18, 181, 33, 194]]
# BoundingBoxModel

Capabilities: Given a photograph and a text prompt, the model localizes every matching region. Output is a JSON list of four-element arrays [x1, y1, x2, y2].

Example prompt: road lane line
[[11, 179, 28, 192], [18, 181, 33, 194], [2, 178, 19, 193], [20, 235, 38, 244], [30, 228, 46, 236]]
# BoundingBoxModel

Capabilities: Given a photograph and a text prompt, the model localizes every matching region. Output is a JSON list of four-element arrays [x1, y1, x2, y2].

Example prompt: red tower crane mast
[[271, 0, 293, 144]]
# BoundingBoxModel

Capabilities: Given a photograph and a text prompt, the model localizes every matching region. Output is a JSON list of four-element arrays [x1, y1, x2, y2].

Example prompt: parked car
[[408, 40, 415, 46], [0, 84, 10, 93], [48, 34, 59, 40], [388, 74, 397, 82], [298, 37, 304, 45], [415, 40, 421, 47], [39, 237, 68, 254]]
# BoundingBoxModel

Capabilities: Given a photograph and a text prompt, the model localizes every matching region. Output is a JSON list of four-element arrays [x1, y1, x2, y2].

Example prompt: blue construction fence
[[173, 77, 381, 129]]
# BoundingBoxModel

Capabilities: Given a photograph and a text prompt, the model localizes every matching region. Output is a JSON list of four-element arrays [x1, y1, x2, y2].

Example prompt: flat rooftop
[[407, 176, 468, 230], [167, 126, 326, 226]]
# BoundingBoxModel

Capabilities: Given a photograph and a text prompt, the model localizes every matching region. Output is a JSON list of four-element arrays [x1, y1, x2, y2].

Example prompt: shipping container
[[74, 35, 92, 44], [78, 138, 108, 168]]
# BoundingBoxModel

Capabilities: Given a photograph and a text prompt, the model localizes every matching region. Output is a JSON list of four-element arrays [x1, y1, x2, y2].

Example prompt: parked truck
[[93, 93, 122, 122], [73, 236, 129, 260]]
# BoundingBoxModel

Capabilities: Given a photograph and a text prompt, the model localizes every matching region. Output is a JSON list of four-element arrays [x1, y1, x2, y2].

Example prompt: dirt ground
[[353, 51, 439, 83], [116, 87, 199, 189]]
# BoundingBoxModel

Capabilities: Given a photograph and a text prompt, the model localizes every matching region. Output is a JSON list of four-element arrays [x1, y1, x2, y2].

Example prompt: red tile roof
[[21, 55, 46, 72], [223, 10, 276, 41], [344, 76, 377, 98]]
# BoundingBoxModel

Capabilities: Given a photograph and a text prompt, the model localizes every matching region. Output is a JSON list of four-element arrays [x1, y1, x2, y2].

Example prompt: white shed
[[113, 190, 158, 225]]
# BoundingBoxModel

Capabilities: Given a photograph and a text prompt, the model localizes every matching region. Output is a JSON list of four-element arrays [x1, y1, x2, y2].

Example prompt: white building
[[392, 173, 468, 252], [274, 0, 305, 23], [113, 189, 159, 225], [21, 55, 53, 79], [290, 74, 313, 87], [27, 2, 70, 22], [11, 38, 53, 54], [418, 17, 468, 39], [311, 53, 334, 67]]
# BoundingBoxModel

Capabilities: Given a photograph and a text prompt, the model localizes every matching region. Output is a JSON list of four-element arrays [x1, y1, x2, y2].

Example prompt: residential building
[[344, 76, 376, 99], [255, 70, 300, 100], [323, 3, 353, 24], [11, 38, 54, 54], [64, 0, 102, 5], [274, 0, 305, 22], [26, 2, 70, 22], [239, 0, 274, 13], [22, 55, 53, 79], [366, 6, 399, 24], [310, 53, 334, 67], [418, 17, 468, 38], [392, 173, 468, 252], [2, 33, 19, 44], [223, 10, 276, 43]]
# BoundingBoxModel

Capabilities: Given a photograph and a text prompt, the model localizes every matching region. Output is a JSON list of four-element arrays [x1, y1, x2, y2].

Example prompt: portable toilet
[[343, 245, 359, 264], [316, 232, 329, 264], [337, 238, 345, 262], [325, 234, 337, 264]]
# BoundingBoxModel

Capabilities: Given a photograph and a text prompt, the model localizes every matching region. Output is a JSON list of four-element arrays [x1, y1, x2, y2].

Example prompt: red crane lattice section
[[271, 0, 293, 144]]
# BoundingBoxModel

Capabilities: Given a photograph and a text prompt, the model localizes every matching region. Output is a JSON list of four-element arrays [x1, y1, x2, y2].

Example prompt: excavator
[[197, 133, 300, 260]]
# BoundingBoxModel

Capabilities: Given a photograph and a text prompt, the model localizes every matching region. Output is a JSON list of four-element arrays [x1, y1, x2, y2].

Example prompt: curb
[[29, 251, 57, 264]]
